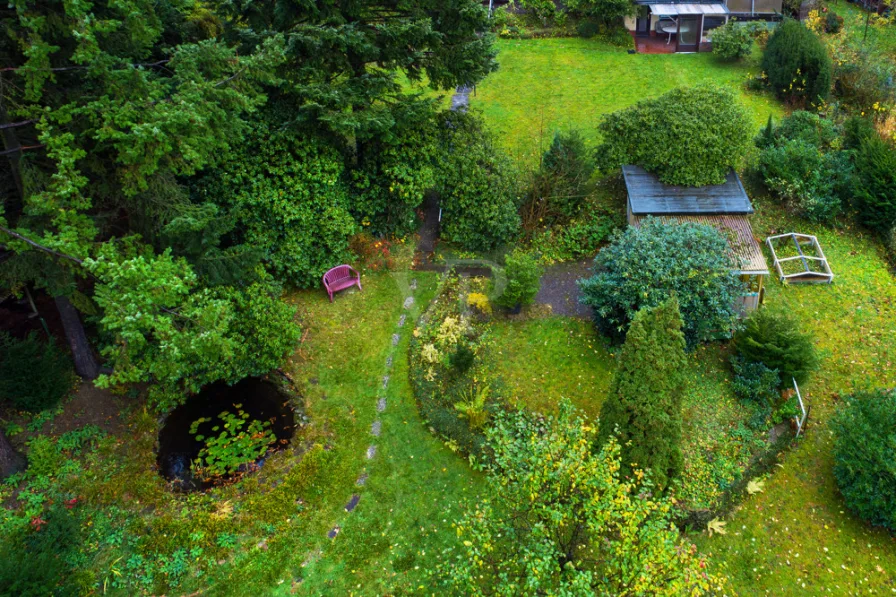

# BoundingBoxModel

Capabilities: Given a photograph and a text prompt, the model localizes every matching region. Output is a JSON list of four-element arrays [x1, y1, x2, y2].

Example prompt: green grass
[[472, 38, 784, 163], [690, 203, 896, 595], [487, 317, 614, 419], [837, 2, 896, 60]]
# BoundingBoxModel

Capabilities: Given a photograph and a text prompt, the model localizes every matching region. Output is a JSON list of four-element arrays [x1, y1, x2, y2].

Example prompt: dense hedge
[[196, 124, 356, 288], [832, 389, 896, 531], [435, 113, 521, 251], [761, 20, 832, 107], [854, 135, 896, 235], [578, 218, 742, 346], [594, 85, 752, 186]]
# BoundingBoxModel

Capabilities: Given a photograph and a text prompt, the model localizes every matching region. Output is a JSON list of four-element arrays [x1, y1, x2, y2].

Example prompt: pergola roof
[[631, 214, 769, 275], [623, 165, 754, 216], [648, 3, 730, 15]]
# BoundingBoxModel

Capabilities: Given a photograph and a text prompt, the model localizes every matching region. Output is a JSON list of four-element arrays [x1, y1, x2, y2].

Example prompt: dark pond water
[[157, 377, 296, 491]]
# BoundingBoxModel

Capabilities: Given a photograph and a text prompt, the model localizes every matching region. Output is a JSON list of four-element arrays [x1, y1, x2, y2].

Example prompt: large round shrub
[[578, 218, 742, 346], [831, 389, 896, 531], [732, 308, 817, 384], [594, 85, 752, 186], [761, 20, 832, 107], [0, 332, 74, 412], [436, 112, 521, 251], [711, 21, 754, 60]]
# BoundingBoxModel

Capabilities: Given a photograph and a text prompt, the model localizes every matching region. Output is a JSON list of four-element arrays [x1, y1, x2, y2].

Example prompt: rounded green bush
[[732, 308, 818, 384], [0, 332, 73, 413], [832, 389, 896, 531], [760, 20, 832, 107], [496, 249, 543, 309], [594, 85, 752, 187], [711, 21, 753, 61]]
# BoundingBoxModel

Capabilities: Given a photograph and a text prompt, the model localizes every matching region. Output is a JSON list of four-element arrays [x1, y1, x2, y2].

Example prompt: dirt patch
[[535, 260, 593, 319], [42, 381, 127, 437]]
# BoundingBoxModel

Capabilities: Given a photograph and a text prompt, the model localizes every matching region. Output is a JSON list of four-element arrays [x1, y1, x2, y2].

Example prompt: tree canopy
[[0, 0, 499, 409], [435, 403, 726, 595], [594, 85, 752, 186]]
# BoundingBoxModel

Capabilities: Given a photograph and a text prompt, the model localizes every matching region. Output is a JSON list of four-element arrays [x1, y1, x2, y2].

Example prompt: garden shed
[[623, 165, 769, 312]]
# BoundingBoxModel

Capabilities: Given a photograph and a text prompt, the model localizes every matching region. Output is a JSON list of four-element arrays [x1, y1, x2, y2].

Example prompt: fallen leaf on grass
[[747, 479, 766, 495], [707, 518, 727, 536]]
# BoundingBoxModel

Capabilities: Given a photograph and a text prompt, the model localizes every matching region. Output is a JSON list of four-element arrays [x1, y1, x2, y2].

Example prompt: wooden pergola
[[765, 233, 834, 284]]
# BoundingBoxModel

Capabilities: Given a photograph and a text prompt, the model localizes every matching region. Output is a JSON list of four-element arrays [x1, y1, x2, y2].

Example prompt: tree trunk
[[55, 295, 100, 379], [0, 77, 25, 200], [0, 429, 25, 479]]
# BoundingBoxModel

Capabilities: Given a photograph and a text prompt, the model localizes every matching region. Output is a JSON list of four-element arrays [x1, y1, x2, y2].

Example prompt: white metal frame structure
[[765, 232, 834, 284]]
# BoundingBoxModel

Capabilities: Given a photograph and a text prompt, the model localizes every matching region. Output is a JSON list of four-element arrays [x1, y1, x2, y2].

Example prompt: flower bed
[[409, 274, 501, 458]]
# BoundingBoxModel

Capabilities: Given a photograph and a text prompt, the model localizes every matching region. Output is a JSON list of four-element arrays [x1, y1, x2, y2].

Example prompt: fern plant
[[454, 384, 491, 430]]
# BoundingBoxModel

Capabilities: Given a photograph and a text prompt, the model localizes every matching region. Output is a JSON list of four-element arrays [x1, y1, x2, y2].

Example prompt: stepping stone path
[[321, 279, 417, 550]]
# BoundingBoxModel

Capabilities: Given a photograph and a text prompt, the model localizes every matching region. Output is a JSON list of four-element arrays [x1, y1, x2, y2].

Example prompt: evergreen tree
[[854, 135, 896, 235], [596, 297, 686, 491], [761, 20, 832, 108]]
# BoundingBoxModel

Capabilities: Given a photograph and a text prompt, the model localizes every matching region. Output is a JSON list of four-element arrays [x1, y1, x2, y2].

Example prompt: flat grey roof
[[623, 165, 754, 215]]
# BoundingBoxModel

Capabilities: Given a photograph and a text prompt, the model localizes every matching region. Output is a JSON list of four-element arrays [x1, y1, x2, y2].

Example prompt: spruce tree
[[596, 297, 686, 491]]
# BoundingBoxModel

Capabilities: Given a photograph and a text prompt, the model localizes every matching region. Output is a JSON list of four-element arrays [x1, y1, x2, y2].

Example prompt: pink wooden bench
[[322, 265, 362, 302]]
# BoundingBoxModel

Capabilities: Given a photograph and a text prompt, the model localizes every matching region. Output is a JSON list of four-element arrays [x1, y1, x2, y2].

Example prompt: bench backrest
[[323, 265, 354, 286]]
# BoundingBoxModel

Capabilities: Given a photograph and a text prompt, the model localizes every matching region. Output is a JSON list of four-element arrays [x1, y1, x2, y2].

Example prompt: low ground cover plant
[[410, 275, 498, 456]]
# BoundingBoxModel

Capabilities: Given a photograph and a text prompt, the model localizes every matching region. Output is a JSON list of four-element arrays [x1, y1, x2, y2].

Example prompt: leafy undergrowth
[[694, 202, 896, 595], [473, 38, 783, 165], [487, 315, 768, 512]]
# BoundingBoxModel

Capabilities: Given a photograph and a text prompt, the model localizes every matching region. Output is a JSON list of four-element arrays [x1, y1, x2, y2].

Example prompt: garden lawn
[[838, 2, 896, 62], [472, 38, 784, 164], [487, 315, 767, 511], [693, 202, 896, 595]]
